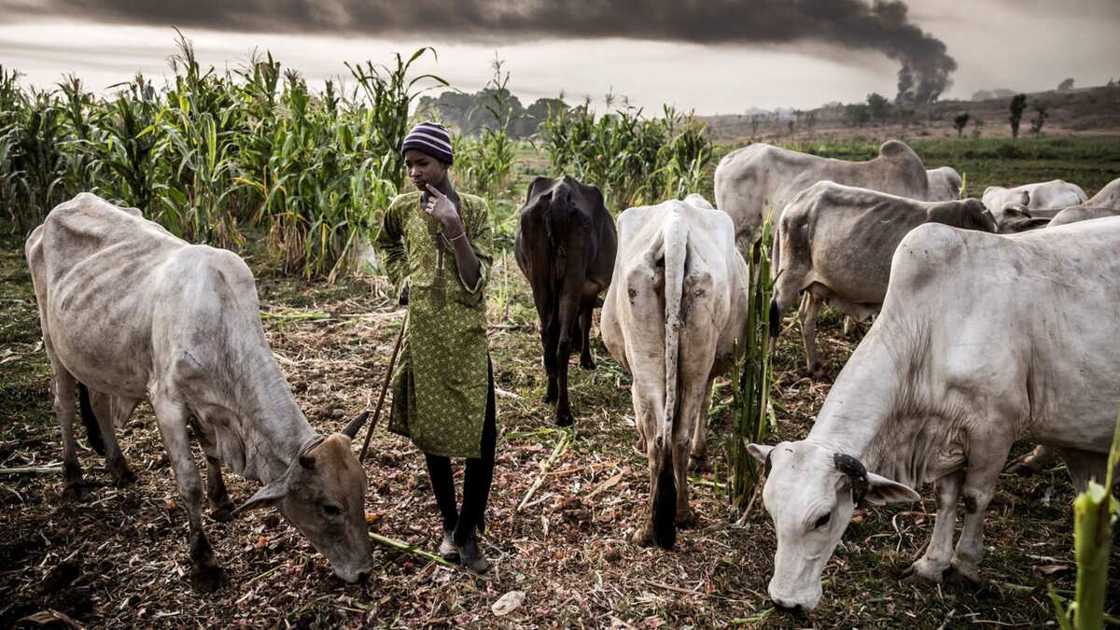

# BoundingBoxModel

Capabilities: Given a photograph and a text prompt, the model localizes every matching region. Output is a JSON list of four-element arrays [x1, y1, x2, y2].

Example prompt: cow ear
[[863, 472, 920, 506], [747, 443, 773, 464], [232, 476, 289, 517], [1019, 190, 1031, 206]]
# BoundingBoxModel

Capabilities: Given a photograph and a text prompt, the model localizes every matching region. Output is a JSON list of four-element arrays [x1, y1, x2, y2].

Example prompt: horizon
[[2, 2, 1119, 115]]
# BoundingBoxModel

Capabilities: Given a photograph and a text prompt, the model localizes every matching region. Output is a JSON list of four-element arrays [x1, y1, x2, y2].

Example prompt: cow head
[[929, 199, 998, 233], [747, 441, 919, 611], [771, 202, 812, 317], [234, 424, 373, 583]]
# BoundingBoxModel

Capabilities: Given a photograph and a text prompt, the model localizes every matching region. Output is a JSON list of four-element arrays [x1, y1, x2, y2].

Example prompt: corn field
[[540, 100, 712, 211], [0, 36, 449, 279]]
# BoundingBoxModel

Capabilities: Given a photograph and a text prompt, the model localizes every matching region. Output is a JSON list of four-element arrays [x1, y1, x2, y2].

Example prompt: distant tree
[[1009, 94, 1028, 139], [866, 92, 891, 121], [805, 111, 817, 134], [953, 112, 971, 137], [1057, 77, 1075, 91], [845, 103, 871, 127], [1030, 102, 1049, 137], [750, 113, 762, 138]]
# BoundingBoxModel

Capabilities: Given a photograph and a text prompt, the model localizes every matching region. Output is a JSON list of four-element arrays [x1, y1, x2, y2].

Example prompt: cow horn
[[833, 453, 869, 505], [341, 411, 370, 439]]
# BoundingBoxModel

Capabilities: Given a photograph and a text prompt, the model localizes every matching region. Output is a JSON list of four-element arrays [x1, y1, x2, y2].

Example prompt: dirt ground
[[0, 236, 1115, 629]]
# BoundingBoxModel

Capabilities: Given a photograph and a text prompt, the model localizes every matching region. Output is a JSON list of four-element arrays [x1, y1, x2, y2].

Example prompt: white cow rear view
[[601, 194, 747, 549]]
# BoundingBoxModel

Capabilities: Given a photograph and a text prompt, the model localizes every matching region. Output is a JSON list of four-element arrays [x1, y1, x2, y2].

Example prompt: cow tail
[[653, 212, 687, 550], [77, 383, 106, 456]]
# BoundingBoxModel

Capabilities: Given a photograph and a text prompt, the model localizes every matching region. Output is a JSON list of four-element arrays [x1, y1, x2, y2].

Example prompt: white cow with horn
[[26, 193, 374, 590], [749, 217, 1120, 611], [601, 194, 747, 549]]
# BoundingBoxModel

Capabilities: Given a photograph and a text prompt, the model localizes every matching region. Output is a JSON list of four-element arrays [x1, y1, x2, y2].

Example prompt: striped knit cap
[[401, 121, 453, 165]]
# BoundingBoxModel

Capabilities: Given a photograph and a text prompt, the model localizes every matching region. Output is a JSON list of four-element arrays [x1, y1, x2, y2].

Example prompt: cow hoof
[[630, 525, 655, 547], [809, 367, 828, 381], [675, 509, 695, 529], [190, 563, 226, 592], [112, 465, 138, 487], [210, 503, 235, 523], [689, 454, 709, 473], [902, 559, 949, 585], [62, 483, 91, 502], [579, 356, 595, 370], [554, 411, 574, 427], [946, 561, 981, 586]]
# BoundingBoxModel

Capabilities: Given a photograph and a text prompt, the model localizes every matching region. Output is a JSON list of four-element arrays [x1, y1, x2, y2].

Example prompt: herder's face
[[404, 149, 448, 192]]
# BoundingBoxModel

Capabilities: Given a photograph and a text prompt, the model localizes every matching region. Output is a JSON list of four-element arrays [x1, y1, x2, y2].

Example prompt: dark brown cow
[[515, 176, 617, 426]]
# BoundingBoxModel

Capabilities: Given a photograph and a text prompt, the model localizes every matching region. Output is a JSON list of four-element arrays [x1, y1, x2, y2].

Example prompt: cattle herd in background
[[23, 139, 1120, 611]]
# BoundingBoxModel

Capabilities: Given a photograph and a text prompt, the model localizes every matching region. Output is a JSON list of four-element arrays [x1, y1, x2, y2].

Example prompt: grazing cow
[[926, 166, 962, 201], [981, 179, 1087, 226], [601, 194, 747, 549], [770, 182, 997, 376], [749, 218, 1120, 611], [515, 176, 617, 426], [26, 193, 374, 590], [1085, 176, 1120, 207], [714, 139, 930, 247], [1049, 205, 1120, 227]]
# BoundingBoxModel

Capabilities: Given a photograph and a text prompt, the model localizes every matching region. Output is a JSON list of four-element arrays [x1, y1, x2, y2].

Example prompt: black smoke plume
[[7, 0, 957, 102]]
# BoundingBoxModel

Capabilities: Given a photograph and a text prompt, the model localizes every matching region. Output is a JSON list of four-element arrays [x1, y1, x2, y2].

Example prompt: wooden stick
[[516, 432, 572, 511], [646, 580, 703, 597], [360, 317, 406, 463], [0, 465, 61, 475], [369, 533, 456, 568]]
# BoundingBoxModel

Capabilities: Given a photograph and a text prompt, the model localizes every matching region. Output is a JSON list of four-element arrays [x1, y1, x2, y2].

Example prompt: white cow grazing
[[601, 194, 747, 549], [771, 182, 997, 375], [714, 140, 931, 246], [1049, 205, 1120, 227], [981, 179, 1087, 226], [926, 166, 962, 201], [749, 217, 1120, 611], [26, 193, 374, 590], [1086, 176, 1120, 207]]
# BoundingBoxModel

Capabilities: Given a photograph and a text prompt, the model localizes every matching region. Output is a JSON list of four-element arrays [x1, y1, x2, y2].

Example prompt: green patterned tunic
[[378, 190, 493, 459]]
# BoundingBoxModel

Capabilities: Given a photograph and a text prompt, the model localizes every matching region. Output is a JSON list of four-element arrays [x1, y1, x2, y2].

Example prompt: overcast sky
[[1, 0, 1118, 114]]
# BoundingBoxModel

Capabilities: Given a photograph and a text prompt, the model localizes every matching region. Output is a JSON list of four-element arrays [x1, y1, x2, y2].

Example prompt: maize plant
[[1051, 410, 1120, 630], [727, 218, 776, 515], [541, 100, 712, 211]]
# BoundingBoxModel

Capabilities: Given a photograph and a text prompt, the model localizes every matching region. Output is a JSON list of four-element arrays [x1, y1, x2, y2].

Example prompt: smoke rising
[[6, 0, 957, 103]]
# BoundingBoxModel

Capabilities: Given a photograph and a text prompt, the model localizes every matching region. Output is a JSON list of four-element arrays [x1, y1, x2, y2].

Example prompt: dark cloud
[[4, 0, 957, 101]]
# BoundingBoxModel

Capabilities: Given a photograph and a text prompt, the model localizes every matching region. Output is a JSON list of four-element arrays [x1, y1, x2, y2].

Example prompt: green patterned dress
[[378, 190, 493, 459]]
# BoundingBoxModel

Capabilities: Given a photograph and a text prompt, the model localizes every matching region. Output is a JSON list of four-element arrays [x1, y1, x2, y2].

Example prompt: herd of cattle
[[23, 138, 1120, 611]]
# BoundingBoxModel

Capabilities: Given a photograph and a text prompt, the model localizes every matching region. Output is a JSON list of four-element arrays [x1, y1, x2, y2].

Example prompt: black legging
[[425, 359, 497, 546]]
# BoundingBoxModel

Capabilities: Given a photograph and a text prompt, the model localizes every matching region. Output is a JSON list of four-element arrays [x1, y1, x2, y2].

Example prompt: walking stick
[[360, 316, 406, 463]]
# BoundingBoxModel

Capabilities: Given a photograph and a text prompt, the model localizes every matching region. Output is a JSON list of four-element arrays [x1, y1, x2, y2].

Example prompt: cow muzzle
[[768, 578, 822, 612]]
